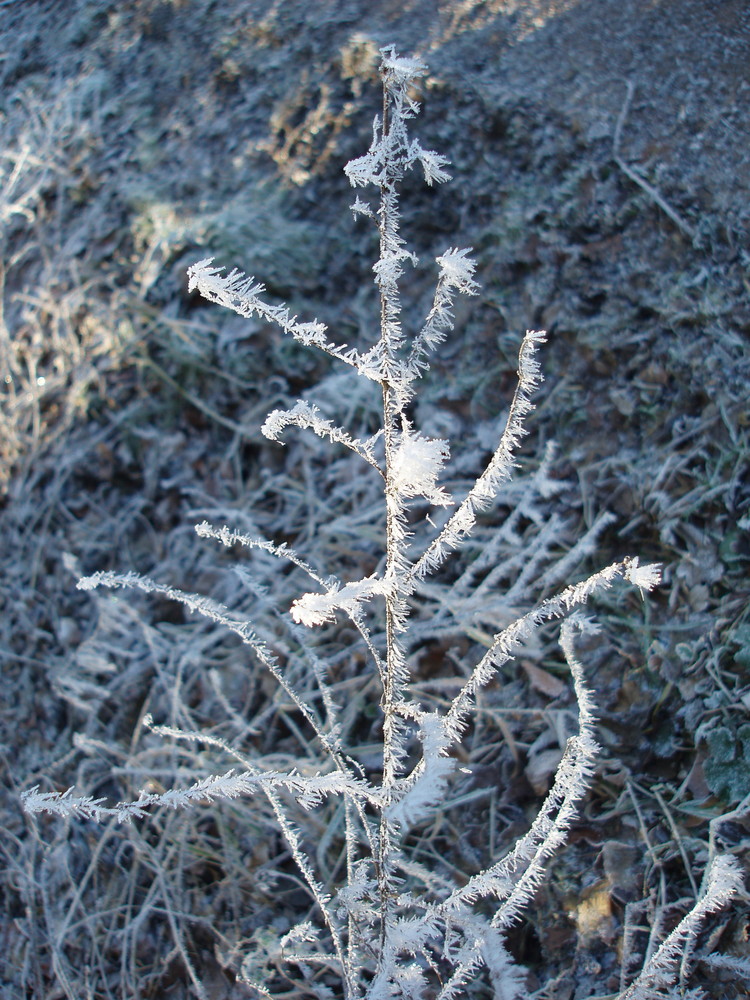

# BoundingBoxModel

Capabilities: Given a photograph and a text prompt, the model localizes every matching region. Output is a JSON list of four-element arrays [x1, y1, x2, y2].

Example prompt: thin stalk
[[376, 64, 405, 967]]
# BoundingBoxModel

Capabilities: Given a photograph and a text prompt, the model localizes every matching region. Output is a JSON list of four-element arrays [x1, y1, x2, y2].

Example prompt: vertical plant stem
[[376, 61, 402, 963]]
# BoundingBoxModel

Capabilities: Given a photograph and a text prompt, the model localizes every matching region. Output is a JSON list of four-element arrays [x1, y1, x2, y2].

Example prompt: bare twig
[[613, 80, 699, 245]]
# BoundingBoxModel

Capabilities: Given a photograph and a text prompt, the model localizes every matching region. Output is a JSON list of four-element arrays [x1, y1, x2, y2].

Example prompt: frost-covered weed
[[23, 47, 745, 1000]]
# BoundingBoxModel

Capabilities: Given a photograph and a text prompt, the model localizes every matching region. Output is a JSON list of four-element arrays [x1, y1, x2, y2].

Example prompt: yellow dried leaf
[[575, 881, 615, 947]]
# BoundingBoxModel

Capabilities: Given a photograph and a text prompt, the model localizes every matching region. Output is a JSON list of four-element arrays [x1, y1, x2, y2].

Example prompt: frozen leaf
[[436, 248, 478, 293], [521, 660, 567, 699], [391, 428, 452, 506]]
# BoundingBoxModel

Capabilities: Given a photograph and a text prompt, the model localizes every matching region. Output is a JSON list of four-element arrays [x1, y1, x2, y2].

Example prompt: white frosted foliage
[[391, 428, 451, 505], [22, 44, 745, 1000], [291, 575, 387, 628], [436, 248, 478, 292]]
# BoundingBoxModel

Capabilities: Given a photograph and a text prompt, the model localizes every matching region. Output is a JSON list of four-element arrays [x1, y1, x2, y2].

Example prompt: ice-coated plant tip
[[23, 45, 746, 1000]]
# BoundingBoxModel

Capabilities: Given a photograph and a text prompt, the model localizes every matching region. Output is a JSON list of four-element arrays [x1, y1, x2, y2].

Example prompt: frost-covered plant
[[23, 48, 744, 1000]]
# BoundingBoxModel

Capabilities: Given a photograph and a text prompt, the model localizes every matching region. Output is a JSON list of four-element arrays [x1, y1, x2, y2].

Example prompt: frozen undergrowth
[[21, 47, 747, 1000]]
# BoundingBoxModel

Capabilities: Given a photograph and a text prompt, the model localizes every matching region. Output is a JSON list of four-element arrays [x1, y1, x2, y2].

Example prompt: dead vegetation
[[2, 2, 749, 997]]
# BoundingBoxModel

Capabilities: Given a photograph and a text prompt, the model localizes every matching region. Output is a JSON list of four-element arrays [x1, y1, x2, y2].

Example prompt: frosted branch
[[187, 258, 364, 372], [262, 399, 383, 474], [411, 329, 547, 581]]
